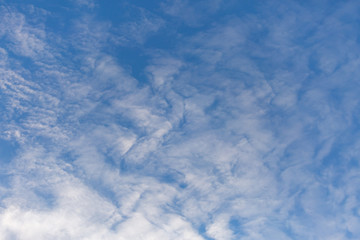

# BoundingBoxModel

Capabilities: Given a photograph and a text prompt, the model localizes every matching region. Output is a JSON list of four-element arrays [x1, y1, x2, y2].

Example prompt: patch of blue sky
[[228, 216, 246, 238], [0, 139, 16, 193], [0, 137, 18, 164]]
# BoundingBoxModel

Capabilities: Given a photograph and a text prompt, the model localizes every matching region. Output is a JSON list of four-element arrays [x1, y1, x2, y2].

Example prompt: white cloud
[[1, 1, 360, 239], [76, 0, 96, 9], [118, 8, 164, 45], [161, 0, 223, 27], [0, 6, 52, 60]]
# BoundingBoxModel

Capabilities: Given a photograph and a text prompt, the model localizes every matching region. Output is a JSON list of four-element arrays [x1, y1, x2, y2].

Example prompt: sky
[[0, 0, 360, 239]]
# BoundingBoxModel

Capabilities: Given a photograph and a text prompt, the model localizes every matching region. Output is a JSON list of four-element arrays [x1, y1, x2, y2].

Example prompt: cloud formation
[[0, 0, 360, 239]]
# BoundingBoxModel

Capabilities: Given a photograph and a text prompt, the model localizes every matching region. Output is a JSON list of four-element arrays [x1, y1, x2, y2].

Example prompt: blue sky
[[0, 0, 360, 239]]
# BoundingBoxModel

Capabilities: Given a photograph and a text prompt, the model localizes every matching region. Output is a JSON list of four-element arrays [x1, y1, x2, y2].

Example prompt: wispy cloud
[[1, 0, 360, 239], [161, 0, 223, 27], [118, 8, 165, 45]]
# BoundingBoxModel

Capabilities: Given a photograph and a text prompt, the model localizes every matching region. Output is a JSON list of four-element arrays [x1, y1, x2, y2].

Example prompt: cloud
[[75, 0, 96, 9], [118, 8, 165, 45], [0, 6, 52, 60], [161, 0, 223, 27], [1, 0, 360, 239]]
